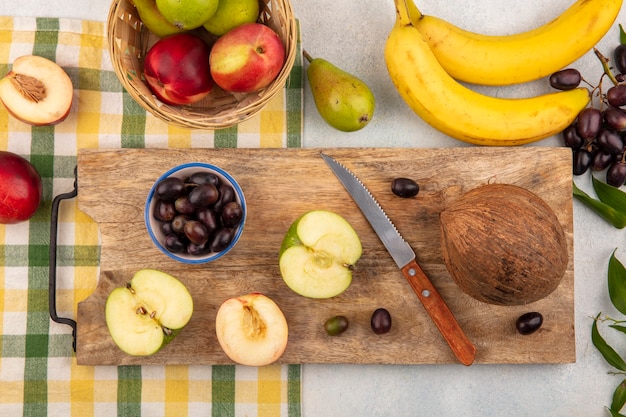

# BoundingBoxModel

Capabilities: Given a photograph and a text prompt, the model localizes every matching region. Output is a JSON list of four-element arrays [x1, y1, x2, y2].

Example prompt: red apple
[[209, 23, 285, 93], [0, 151, 42, 224], [143, 33, 213, 105]]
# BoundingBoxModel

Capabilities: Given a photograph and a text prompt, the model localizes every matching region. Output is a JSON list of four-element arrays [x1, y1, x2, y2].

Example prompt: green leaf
[[592, 314, 626, 371], [573, 181, 626, 228], [620, 24, 626, 46], [609, 250, 626, 315], [610, 324, 626, 335], [608, 407, 626, 417], [593, 176, 626, 211], [613, 379, 626, 412]]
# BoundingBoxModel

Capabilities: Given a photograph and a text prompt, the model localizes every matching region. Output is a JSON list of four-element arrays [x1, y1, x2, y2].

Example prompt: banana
[[385, 0, 591, 146], [406, 0, 622, 85]]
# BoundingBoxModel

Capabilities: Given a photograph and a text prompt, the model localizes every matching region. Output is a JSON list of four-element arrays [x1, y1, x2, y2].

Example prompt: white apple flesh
[[105, 269, 194, 356], [279, 210, 362, 299], [215, 293, 288, 366], [0, 55, 73, 126]]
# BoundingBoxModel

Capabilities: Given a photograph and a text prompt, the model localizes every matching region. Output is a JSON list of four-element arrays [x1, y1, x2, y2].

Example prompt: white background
[[1, 0, 626, 416]]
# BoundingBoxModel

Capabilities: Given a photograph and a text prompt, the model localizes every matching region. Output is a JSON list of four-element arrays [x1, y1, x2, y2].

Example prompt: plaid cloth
[[0, 16, 302, 417]]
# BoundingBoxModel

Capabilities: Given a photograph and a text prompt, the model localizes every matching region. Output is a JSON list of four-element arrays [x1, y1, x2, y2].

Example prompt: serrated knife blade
[[321, 152, 476, 366]]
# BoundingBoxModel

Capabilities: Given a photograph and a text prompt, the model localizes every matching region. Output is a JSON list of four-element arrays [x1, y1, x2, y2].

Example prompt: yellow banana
[[407, 0, 622, 85], [385, 0, 591, 146]]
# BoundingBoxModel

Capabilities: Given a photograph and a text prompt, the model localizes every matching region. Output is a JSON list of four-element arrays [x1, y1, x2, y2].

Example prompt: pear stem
[[302, 49, 314, 64]]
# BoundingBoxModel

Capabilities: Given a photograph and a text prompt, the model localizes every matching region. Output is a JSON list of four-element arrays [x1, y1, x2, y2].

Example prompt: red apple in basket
[[0, 151, 42, 224], [143, 33, 213, 105], [209, 23, 286, 93]]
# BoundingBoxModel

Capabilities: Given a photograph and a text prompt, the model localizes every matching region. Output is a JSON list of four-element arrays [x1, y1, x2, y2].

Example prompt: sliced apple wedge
[[0, 55, 73, 126], [279, 210, 363, 299], [105, 269, 194, 356], [215, 293, 288, 366]]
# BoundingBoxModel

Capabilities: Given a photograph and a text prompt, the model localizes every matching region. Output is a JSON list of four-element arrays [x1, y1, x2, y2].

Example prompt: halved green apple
[[105, 269, 193, 356], [279, 210, 362, 298]]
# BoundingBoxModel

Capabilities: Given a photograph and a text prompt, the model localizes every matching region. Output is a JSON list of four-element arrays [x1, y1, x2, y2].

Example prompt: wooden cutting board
[[75, 147, 575, 365]]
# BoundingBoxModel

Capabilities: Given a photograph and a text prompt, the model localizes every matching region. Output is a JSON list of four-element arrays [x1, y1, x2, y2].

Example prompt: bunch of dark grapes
[[552, 44, 626, 188]]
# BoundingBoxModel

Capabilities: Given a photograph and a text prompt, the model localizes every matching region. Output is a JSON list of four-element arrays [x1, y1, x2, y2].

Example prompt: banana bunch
[[384, 0, 622, 146], [406, 0, 622, 86]]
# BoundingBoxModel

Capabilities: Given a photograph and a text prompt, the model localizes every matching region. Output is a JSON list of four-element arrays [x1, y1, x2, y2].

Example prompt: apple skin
[[0, 151, 43, 224], [209, 23, 286, 93], [279, 210, 362, 299], [215, 292, 288, 366], [143, 33, 214, 105]]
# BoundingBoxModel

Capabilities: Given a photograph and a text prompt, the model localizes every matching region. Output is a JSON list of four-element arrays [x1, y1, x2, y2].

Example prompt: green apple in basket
[[279, 210, 363, 298], [105, 269, 194, 356], [156, 0, 219, 30], [202, 0, 260, 36]]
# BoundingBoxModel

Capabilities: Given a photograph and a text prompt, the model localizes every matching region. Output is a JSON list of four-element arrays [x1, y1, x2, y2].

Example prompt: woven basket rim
[[106, 0, 297, 130]]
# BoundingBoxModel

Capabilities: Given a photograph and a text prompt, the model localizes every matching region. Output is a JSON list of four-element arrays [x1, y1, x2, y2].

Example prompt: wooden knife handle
[[401, 258, 476, 366]]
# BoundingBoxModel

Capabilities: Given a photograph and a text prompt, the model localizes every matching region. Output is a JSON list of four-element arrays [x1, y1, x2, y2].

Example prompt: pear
[[131, 0, 187, 37], [303, 50, 375, 132]]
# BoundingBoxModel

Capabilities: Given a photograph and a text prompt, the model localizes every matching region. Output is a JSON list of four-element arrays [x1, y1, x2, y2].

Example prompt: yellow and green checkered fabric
[[0, 16, 302, 417]]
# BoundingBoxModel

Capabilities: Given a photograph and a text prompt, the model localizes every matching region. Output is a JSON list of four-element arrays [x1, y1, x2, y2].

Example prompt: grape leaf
[[613, 379, 626, 413], [592, 314, 626, 371], [609, 250, 626, 315], [593, 176, 626, 212], [573, 181, 626, 229], [608, 407, 626, 417], [620, 24, 626, 46]]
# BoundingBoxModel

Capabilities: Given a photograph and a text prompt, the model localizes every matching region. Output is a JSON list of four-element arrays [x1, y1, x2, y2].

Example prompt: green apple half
[[105, 269, 194, 356], [279, 210, 362, 298]]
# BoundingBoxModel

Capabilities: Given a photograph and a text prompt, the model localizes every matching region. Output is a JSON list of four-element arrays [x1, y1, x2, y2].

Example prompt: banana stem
[[394, 0, 413, 26], [594, 47, 619, 86]]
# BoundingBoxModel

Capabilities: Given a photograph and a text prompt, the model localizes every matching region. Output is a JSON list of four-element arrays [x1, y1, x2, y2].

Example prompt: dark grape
[[607, 161, 626, 187], [164, 233, 187, 253], [161, 221, 173, 235], [516, 312, 543, 335], [174, 196, 195, 215], [210, 228, 236, 252], [562, 124, 584, 150], [592, 151, 615, 171], [196, 207, 220, 234], [604, 107, 626, 132], [171, 214, 190, 234], [156, 177, 185, 201], [188, 183, 219, 207], [183, 220, 209, 245], [187, 241, 210, 256], [615, 44, 626, 75], [391, 177, 420, 198], [213, 183, 236, 212], [576, 107, 603, 139], [187, 171, 220, 186], [607, 85, 626, 107], [221, 201, 243, 227], [573, 148, 593, 175], [549, 68, 582, 90], [596, 128, 624, 154], [370, 308, 392, 335], [153, 200, 176, 222], [324, 315, 349, 336]]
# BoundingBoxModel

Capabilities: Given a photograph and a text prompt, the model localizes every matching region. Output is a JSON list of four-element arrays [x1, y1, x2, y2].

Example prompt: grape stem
[[594, 47, 620, 87]]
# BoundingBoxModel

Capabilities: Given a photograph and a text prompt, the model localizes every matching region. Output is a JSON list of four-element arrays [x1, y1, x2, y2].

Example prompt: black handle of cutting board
[[48, 166, 78, 352]]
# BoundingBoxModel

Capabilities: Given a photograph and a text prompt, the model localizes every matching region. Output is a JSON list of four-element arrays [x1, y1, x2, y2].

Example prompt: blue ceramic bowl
[[145, 162, 246, 264]]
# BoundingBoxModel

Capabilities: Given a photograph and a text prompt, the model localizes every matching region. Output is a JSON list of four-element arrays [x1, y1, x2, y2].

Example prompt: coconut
[[439, 183, 568, 306]]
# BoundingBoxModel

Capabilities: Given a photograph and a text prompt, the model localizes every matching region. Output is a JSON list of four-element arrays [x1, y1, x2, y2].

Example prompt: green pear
[[132, 0, 187, 37], [304, 50, 375, 132], [203, 0, 260, 36], [156, 0, 219, 30]]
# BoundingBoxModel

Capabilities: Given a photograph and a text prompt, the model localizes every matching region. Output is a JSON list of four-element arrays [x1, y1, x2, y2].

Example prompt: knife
[[321, 152, 476, 366]]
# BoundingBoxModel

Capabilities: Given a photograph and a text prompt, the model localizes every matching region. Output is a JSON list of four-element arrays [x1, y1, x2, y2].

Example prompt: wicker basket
[[107, 0, 297, 129]]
